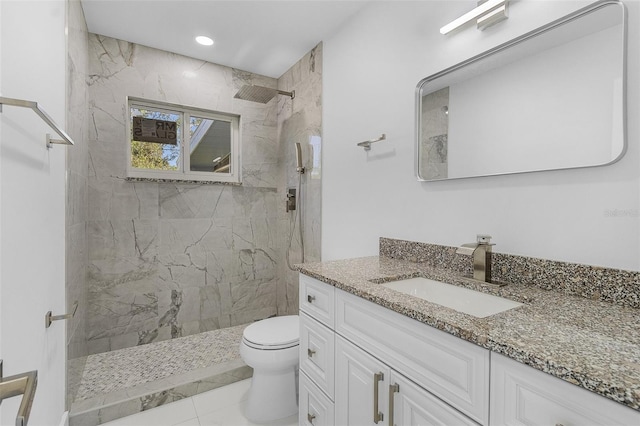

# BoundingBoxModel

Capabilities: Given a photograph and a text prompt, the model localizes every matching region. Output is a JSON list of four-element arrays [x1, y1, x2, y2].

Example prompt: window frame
[[126, 96, 241, 183]]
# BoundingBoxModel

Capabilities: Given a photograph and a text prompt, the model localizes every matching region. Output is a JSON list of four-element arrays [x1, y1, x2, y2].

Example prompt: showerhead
[[234, 85, 295, 104]]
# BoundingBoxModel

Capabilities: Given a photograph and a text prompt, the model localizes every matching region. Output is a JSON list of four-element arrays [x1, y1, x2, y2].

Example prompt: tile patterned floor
[[100, 379, 298, 426]]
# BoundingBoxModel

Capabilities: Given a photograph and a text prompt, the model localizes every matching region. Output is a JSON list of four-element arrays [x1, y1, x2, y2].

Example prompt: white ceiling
[[80, 0, 371, 78]]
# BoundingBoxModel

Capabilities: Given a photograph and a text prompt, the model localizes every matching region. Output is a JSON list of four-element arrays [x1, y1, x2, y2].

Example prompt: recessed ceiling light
[[195, 36, 214, 46]]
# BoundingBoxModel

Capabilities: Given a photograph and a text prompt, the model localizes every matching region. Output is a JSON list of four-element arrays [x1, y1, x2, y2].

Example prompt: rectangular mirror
[[416, 0, 627, 181]]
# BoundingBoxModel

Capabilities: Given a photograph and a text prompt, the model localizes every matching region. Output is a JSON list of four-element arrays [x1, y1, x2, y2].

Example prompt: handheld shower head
[[295, 142, 305, 174], [234, 85, 295, 104]]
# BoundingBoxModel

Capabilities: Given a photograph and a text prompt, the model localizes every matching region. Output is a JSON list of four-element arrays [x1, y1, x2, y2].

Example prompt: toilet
[[240, 315, 300, 423]]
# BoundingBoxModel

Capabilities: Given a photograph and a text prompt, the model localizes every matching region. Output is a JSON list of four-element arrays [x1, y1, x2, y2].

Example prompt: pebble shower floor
[[70, 324, 254, 426]]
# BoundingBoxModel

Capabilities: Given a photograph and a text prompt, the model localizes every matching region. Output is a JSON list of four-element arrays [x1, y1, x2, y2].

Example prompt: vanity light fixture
[[440, 0, 509, 35], [195, 35, 214, 46]]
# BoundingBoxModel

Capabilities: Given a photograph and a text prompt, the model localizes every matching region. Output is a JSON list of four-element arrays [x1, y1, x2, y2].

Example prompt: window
[[127, 97, 240, 183]]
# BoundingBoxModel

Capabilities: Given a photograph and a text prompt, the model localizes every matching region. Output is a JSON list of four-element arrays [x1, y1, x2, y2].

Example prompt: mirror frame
[[415, 0, 628, 182]]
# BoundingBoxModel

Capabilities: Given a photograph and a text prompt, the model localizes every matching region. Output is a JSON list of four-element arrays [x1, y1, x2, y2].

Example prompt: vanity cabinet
[[336, 335, 478, 426], [490, 353, 640, 425], [299, 273, 640, 426], [299, 273, 487, 426]]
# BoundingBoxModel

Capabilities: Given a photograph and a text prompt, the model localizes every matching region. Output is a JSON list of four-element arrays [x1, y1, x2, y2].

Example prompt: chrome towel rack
[[0, 360, 38, 426], [357, 133, 386, 151], [0, 96, 74, 148]]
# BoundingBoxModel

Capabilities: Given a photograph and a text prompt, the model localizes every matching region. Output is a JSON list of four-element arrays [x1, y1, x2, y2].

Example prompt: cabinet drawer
[[300, 371, 335, 426], [336, 288, 489, 425], [490, 353, 640, 425], [299, 274, 335, 327], [300, 311, 335, 399]]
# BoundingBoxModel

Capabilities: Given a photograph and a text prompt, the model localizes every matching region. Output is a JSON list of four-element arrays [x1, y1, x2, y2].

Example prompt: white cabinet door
[[490, 353, 640, 426], [336, 336, 391, 426], [389, 371, 479, 426]]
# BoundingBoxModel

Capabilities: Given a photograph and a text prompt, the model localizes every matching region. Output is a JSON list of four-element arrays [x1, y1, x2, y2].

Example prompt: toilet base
[[245, 367, 298, 423]]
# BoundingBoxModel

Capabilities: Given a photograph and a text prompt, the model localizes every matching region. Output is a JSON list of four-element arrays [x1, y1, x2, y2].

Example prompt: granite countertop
[[297, 256, 640, 412]]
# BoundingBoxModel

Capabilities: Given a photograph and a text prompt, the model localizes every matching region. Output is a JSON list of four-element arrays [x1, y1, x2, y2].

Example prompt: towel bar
[[0, 360, 38, 426], [0, 96, 75, 148]]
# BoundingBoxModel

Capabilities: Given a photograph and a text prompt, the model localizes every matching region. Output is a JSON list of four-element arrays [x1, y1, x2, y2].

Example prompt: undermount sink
[[381, 277, 523, 318]]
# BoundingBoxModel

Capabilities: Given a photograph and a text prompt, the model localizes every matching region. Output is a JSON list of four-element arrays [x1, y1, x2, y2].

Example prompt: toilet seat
[[242, 315, 299, 350]]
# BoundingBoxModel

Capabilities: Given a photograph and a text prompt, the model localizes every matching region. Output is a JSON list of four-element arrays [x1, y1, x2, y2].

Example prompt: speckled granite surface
[[125, 177, 242, 185], [75, 323, 248, 401], [380, 237, 640, 308], [297, 255, 640, 411], [70, 324, 251, 426]]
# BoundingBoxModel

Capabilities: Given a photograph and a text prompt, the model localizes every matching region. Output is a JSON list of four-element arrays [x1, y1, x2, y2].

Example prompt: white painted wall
[[322, 0, 640, 270], [0, 1, 67, 424]]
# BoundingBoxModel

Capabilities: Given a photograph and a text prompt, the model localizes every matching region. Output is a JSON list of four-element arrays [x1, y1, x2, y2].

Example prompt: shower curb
[[69, 360, 252, 426]]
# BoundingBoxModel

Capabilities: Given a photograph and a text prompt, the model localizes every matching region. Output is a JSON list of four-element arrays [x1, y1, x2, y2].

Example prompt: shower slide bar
[[357, 133, 386, 151], [0, 96, 75, 148], [0, 360, 38, 426]]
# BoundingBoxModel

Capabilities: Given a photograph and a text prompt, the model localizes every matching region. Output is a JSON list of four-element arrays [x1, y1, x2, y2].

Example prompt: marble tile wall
[[84, 34, 321, 354], [276, 44, 323, 315], [420, 87, 449, 180], [66, 0, 90, 407]]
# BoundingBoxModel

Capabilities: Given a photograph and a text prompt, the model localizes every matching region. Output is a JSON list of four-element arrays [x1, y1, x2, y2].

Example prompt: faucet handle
[[476, 234, 493, 244]]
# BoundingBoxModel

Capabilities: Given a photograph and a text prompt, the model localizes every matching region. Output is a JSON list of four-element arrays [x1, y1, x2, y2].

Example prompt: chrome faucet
[[456, 235, 495, 283]]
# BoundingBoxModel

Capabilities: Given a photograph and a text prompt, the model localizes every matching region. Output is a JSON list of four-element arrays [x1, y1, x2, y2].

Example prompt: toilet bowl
[[240, 315, 300, 423]]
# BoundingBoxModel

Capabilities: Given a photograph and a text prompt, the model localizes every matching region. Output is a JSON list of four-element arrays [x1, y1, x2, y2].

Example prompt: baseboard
[[58, 411, 69, 426]]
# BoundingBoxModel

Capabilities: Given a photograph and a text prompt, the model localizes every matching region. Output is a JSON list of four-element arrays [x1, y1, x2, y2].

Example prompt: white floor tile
[[173, 417, 201, 426], [197, 402, 250, 426], [101, 398, 197, 426], [197, 400, 297, 426], [192, 379, 251, 417], [101, 380, 298, 426]]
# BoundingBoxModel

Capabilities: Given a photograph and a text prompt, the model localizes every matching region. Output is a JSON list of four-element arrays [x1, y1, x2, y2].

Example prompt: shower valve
[[286, 188, 296, 212]]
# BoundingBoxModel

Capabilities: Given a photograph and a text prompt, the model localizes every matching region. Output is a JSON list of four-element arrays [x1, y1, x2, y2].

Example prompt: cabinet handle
[[307, 294, 316, 303], [307, 413, 316, 424], [307, 348, 316, 357], [373, 372, 384, 423], [388, 383, 399, 426]]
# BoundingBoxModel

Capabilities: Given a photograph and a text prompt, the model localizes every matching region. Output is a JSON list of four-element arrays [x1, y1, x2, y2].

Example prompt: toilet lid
[[243, 315, 299, 348]]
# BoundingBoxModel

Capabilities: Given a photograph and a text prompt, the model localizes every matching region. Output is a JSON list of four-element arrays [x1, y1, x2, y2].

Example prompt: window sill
[[125, 177, 242, 186]]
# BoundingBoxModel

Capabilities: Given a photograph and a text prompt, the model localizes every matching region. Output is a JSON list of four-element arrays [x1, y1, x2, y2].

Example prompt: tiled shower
[[65, 2, 322, 422]]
